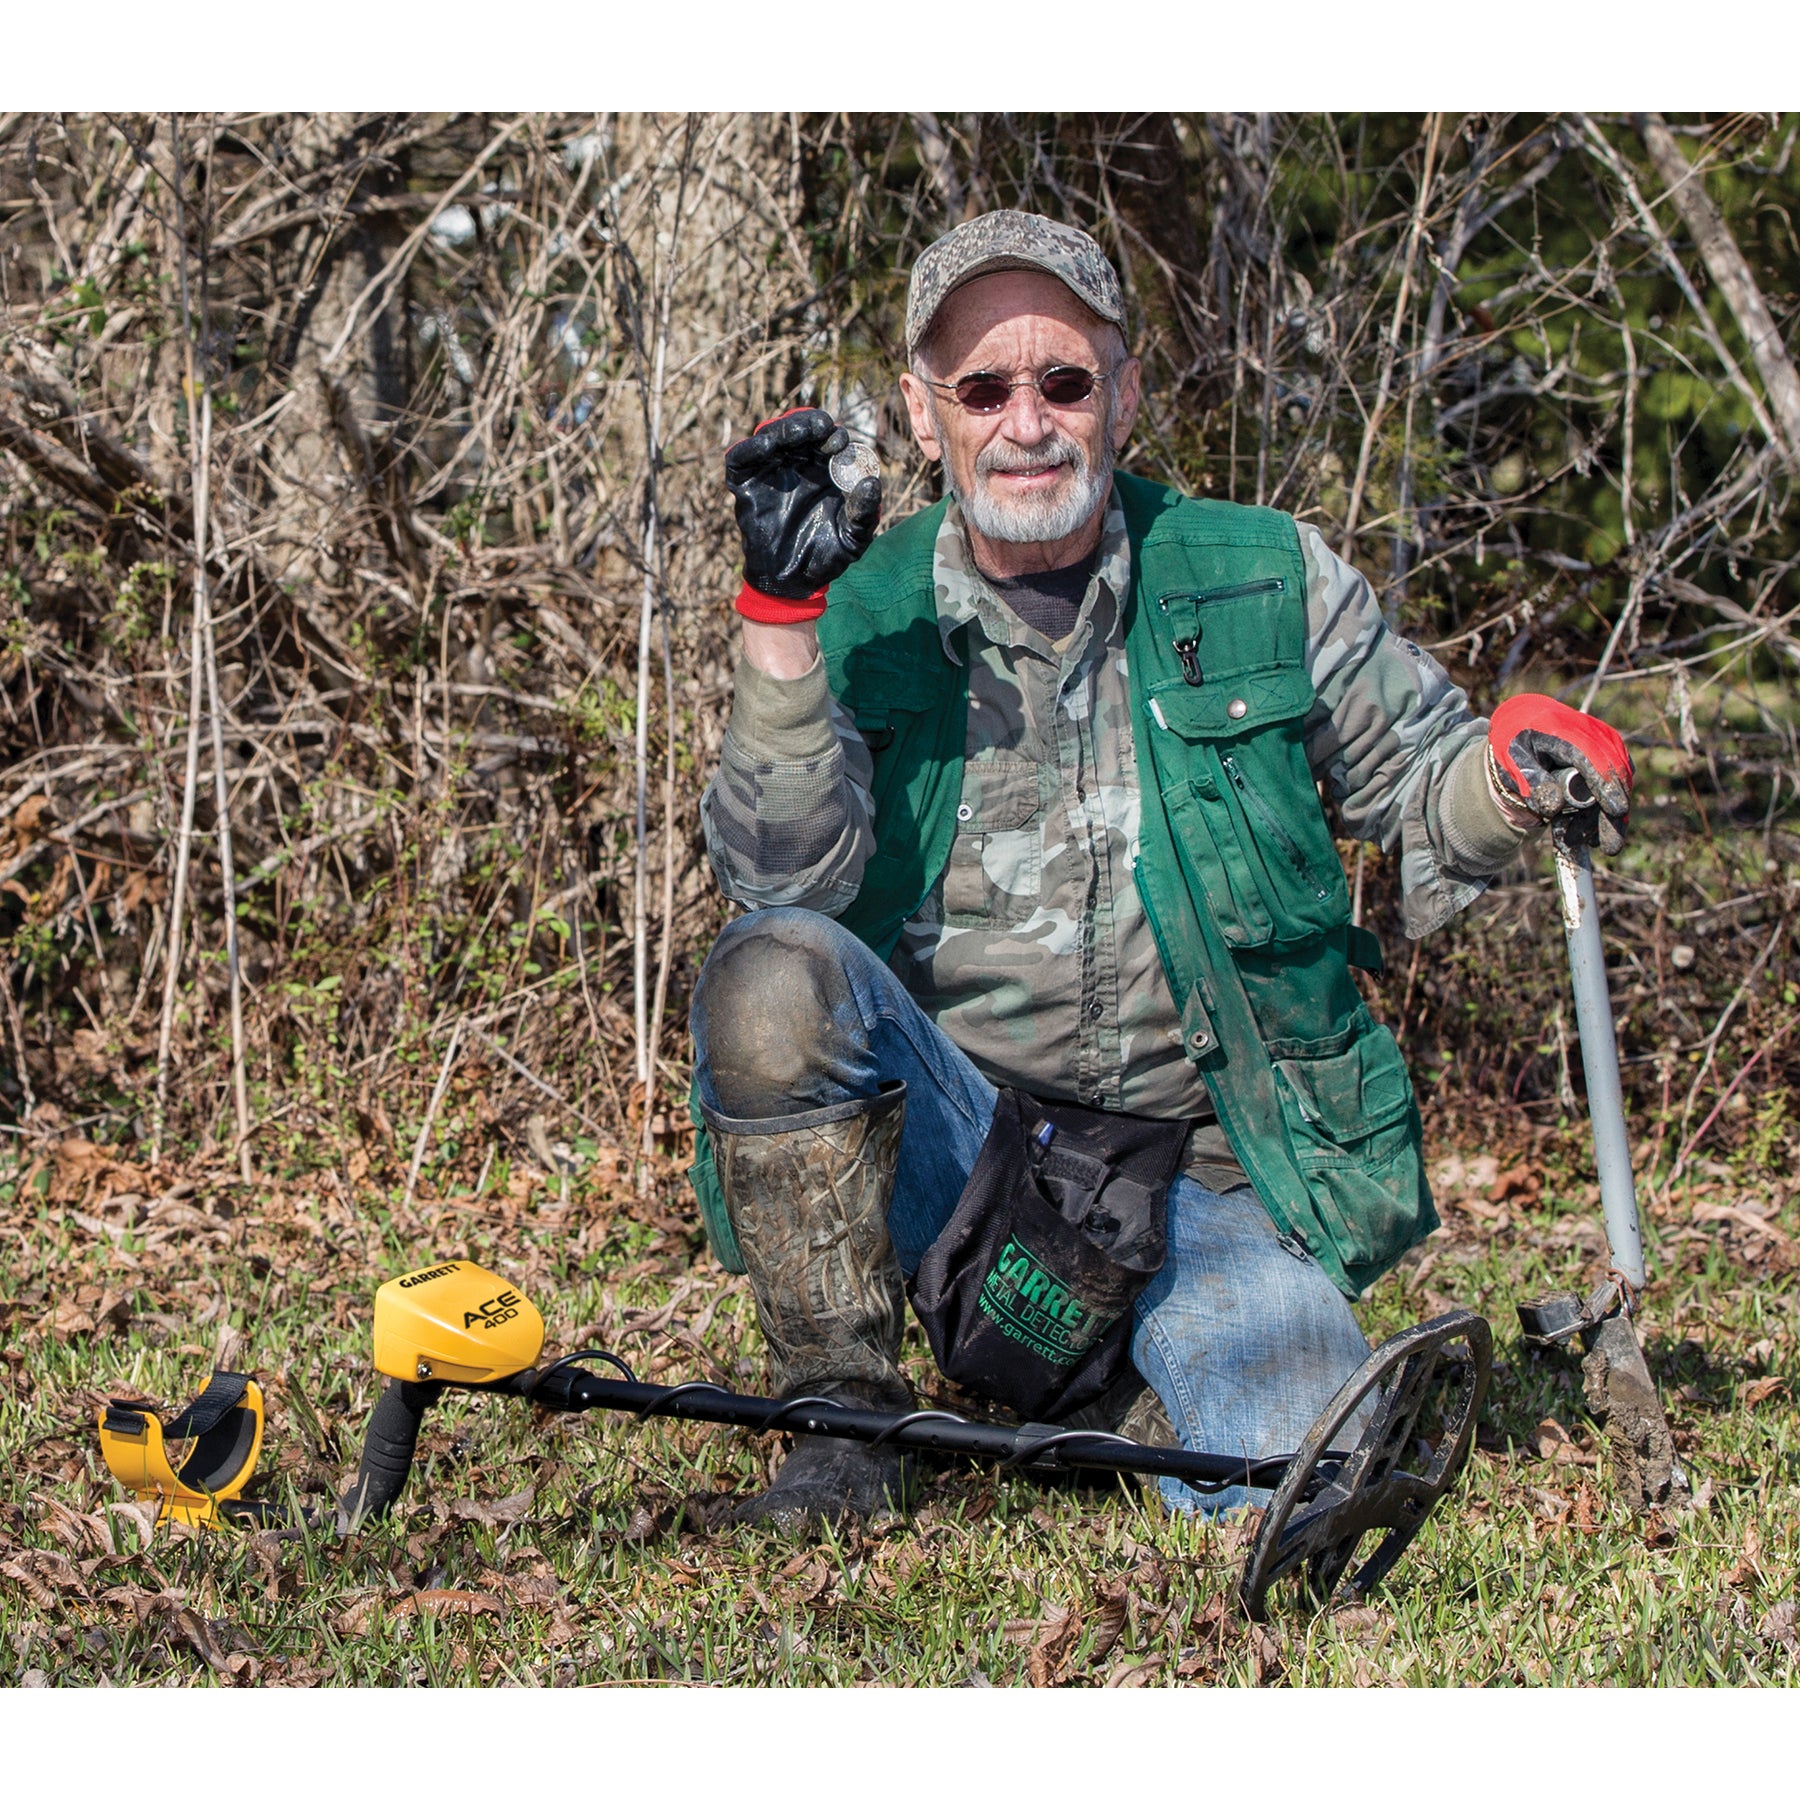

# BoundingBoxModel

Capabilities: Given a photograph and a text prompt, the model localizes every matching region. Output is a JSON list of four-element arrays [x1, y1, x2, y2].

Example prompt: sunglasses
[[927, 363, 1115, 415]]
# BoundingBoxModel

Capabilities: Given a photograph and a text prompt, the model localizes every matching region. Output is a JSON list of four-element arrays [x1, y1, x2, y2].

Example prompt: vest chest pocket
[[942, 753, 1045, 927]]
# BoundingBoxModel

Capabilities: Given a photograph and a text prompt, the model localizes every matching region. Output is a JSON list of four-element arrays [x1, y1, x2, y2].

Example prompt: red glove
[[1487, 694, 1634, 854]]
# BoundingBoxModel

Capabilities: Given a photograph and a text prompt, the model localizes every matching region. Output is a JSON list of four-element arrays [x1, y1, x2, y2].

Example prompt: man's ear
[[898, 371, 944, 463], [1111, 356, 1143, 451]]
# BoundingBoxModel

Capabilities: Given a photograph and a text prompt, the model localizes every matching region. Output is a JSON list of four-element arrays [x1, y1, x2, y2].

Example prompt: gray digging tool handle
[[1552, 780, 1647, 1290]]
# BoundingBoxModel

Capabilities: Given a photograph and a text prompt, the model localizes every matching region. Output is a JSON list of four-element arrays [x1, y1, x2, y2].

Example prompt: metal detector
[[1515, 774, 1683, 1508], [341, 1259, 1492, 1620]]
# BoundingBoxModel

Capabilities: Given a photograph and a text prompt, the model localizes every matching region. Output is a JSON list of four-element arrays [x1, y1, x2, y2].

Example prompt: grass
[[0, 1100, 1795, 1689]]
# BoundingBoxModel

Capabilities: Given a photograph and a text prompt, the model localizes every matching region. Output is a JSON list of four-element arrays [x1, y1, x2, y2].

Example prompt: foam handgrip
[[337, 1379, 440, 1529]]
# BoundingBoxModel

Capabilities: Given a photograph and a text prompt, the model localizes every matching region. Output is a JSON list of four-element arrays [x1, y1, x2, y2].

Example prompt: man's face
[[900, 270, 1142, 548]]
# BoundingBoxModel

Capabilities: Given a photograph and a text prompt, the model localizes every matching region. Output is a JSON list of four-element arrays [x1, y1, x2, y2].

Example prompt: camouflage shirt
[[701, 488, 1532, 1159]]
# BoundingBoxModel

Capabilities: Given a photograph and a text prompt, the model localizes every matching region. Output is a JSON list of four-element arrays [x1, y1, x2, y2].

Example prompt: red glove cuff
[[734, 581, 828, 625]]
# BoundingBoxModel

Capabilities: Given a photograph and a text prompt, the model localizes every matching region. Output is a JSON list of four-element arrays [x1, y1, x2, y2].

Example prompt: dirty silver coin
[[829, 441, 880, 493]]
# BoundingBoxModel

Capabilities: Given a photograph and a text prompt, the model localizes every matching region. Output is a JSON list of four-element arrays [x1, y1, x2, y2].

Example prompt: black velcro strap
[[160, 1370, 251, 1441]]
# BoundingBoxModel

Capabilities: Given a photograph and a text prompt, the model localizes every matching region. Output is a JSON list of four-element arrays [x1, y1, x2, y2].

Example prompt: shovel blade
[[1580, 1313, 1685, 1510]]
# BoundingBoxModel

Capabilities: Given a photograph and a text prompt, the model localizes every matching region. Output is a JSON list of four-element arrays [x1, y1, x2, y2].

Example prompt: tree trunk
[[260, 113, 413, 585], [1635, 112, 1800, 467]]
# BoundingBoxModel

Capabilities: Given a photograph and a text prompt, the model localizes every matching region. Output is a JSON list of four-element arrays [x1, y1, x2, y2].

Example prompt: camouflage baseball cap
[[905, 210, 1125, 356]]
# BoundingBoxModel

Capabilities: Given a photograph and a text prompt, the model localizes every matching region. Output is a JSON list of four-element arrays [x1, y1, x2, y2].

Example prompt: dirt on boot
[[732, 1432, 915, 1528], [705, 1085, 909, 1400]]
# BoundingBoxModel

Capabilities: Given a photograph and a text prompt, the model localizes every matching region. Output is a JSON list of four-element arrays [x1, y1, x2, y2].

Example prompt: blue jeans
[[690, 907, 1373, 1514]]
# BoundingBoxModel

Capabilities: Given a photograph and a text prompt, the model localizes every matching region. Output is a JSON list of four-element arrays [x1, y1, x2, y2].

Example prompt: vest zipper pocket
[[1221, 752, 1331, 902], [1158, 578, 1289, 605], [1189, 578, 1287, 603], [1156, 579, 1286, 687]]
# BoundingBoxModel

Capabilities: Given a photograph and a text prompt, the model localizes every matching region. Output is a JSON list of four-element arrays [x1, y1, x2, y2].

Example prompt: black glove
[[725, 408, 880, 620]]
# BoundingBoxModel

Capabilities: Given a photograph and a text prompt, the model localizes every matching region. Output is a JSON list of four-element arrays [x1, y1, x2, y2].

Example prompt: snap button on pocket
[[1227, 698, 1248, 720]]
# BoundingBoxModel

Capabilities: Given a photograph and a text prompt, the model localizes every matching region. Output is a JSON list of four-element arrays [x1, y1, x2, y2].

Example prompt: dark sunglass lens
[[954, 375, 1013, 412], [1039, 366, 1097, 405]]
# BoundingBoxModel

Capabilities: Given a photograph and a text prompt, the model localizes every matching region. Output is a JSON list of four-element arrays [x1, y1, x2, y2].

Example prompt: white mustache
[[975, 436, 1083, 477]]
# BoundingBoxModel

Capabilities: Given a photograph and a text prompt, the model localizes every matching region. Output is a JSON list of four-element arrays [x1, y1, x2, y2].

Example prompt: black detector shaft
[[524, 1363, 1309, 1488], [344, 1363, 1298, 1524]]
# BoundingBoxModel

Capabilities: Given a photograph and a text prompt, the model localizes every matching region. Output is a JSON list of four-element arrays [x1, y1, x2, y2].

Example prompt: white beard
[[934, 402, 1115, 545]]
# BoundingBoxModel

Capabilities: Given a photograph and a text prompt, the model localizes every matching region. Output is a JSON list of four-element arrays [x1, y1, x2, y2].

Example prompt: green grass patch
[[1, 1113, 1795, 1687]]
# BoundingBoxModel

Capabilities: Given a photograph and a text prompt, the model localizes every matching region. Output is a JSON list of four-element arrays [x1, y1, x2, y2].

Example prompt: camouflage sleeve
[[699, 652, 876, 915], [1298, 524, 1538, 939]]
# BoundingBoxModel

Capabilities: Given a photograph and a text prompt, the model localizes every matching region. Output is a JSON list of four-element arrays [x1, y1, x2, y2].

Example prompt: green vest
[[689, 472, 1435, 1298]]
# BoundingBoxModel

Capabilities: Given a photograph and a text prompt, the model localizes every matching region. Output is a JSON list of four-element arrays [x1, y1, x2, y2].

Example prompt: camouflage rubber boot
[[700, 1083, 915, 1527]]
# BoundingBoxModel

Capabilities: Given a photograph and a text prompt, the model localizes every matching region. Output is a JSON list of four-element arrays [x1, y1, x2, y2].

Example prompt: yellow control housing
[[97, 1375, 265, 1528], [372, 1259, 544, 1384]]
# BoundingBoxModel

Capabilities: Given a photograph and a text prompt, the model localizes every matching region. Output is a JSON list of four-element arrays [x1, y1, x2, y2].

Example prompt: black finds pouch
[[909, 1090, 1189, 1420]]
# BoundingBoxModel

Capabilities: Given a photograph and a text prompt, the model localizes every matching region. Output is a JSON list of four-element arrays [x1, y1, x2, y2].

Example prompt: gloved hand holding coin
[[725, 407, 881, 623]]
